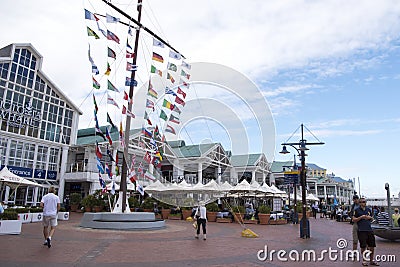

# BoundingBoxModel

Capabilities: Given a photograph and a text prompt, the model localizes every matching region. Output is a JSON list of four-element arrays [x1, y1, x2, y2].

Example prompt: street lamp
[[280, 124, 324, 238]]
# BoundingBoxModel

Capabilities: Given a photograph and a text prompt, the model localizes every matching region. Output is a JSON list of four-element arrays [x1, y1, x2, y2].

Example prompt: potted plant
[[141, 197, 156, 212], [30, 207, 43, 223], [70, 193, 82, 212], [206, 202, 219, 222], [232, 206, 245, 223], [128, 196, 140, 211], [0, 210, 22, 235], [182, 207, 193, 220], [258, 205, 271, 225], [161, 204, 171, 220], [92, 198, 104, 212], [81, 194, 96, 212]]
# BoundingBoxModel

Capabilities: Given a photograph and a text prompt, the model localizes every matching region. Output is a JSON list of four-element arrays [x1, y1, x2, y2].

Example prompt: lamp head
[[280, 145, 290, 154], [299, 142, 309, 151]]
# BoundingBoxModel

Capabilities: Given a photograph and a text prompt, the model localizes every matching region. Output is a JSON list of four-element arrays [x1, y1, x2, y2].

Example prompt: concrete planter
[[18, 213, 32, 224], [258, 214, 270, 225], [0, 220, 22, 235], [31, 213, 43, 223], [269, 219, 287, 225], [58, 212, 70, 221]]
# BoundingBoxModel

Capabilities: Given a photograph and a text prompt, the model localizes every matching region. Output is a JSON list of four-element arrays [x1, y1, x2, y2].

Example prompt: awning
[[0, 166, 43, 188]]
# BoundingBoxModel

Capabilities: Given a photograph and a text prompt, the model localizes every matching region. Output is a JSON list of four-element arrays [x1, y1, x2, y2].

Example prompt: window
[[48, 148, 60, 171], [0, 136, 8, 166], [8, 140, 23, 167], [36, 145, 48, 170], [22, 143, 35, 168]]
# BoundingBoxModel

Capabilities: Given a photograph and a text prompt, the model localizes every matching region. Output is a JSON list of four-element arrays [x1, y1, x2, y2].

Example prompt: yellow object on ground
[[186, 216, 193, 222], [241, 228, 258, 238]]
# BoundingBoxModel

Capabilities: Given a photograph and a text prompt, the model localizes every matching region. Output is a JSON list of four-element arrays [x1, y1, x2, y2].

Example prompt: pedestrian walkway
[[0, 213, 398, 266]]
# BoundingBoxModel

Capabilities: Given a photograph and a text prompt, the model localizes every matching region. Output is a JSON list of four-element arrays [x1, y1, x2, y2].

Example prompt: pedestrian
[[349, 195, 360, 251], [352, 198, 379, 266], [40, 186, 60, 248], [376, 207, 389, 226], [0, 201, 4, 214], [195, 201, 207, 240], [312, 203, 317, 219], [64, 195, 70, 212], [392, 208, 400, 227]]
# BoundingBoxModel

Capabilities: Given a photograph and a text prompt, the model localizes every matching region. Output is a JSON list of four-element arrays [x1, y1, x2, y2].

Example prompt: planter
[[216, 217, 232, 223], [18, 213, 32, 224], [206, 211, 217, 222], [92, 206, 103, 213], [143, 209, 153, 212], [155, 214, 162, 219], [168, 214, 182, 220], [269, 219, 287, 225], [31, 212, 43, 223], [243, 219, 258, 224], [0, 220, 22, 235], [161, 209, 170, 220], [182, 209, 192, 220], [258, 214, 270, 225], [58, 212, 70, 221], [70, 204, 79, 212], [234, 212, 243, 223], [84, 206, 92, 212]]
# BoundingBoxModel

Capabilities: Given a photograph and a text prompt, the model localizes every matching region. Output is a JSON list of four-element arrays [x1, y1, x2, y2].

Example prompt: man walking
[[349, 195, 360, 250], [352, 197, 379, 266], [40, 186, 60, 248], [195, 201, 207, 240]]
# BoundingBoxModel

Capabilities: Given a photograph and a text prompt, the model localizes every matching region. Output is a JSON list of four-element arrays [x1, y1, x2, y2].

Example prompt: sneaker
[[47, 237, 51, 248], [203, 237, 206, 240], [195, 236, 199, 239], [43, 240, 48, 246]]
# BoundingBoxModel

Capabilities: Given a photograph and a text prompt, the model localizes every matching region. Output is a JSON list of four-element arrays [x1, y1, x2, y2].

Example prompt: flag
[[179, 79, 189, 87], [87, 27, 100, 39], [167, 72, 175, 83], [165, 87, 177, 96], [155, 150, 163, 161], [144, 111, 152, 125], [152, 52, 164, 63], [128, 23, 133, 36], [167, 62, 177, 72], [106, 13, 120, 23], [131, 154, 136, 167], [154, 125, 160, 138], [172, 105, 181, 114], [138, 162, 144, 177], [143, 152, 152, 163], [107, 112, 116, 128], [107, 80, 119, 92], [107, 47, 116, 59], [92, 76, 100, 89], [177, 87, 186, 98], [125, 77, 137, 86], [182, 61, 191, 70], [107, 94, 119, 108], [111, 181, 116, 195], [150, 65, 163, 76], [105, 127, 112, 145], [129, 170, 137, 183], [146, 99, 154, 109], [175, 95, 185, 106], [98, 173, 106, 189], [106, 145, 115, 162], [165, 124, 176, 134], [107, 30, 120, 44], [88, 45, 99, 74], [115, 155, 120, 176], [181, 69, 190, 79], [169, 113, 180, 124], [144, 171, 156, 181], [97, 25, 107, 38], [104, 62, 111, 75], [126, 38, 132, 50], [159, 110, 168, 121], [163, 99, 174, 110], [149, 137, 157, 150], [126, 51, 135, 58], [84, 9, 99, 21], [105, 163, 112, 178], [94, 116, 106, 141], [122, 105, 135, 117], [152, 157, 162, 168], [96, 141, 103, 159], [147, 88, 158, 99], [97, 158, 104, 174], [137, 183, 144, 196], [93, 94, 98, 113], [153, 38, 165, 48], [124, 91, 133, 104], [119, 121, 125, 148], [169, 50, 181, 60], [142, 127, 153, 138], [126, 62, 138, 71]]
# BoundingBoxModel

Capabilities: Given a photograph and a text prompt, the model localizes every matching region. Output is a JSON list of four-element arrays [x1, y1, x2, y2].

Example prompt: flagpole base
[[112, 191, 131, 213]]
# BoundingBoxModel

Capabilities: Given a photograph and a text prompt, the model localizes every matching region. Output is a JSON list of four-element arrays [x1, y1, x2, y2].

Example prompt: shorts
[[352, 223, 358, 243], [42, 215, 58, 227], [357, 231, 376, 248]]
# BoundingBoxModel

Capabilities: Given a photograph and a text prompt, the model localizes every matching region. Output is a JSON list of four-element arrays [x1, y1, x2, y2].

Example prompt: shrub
[[81, 194, 96, 208], [128, 196, 140, 208], [258, 205, 271, 214], [29, 207, 43, 213], [233, 206, 245, 214], [206, 202, 219, 212], [0, 210, 18, 220], [70, 193, 82, 205], [14, 207, 30, 213]]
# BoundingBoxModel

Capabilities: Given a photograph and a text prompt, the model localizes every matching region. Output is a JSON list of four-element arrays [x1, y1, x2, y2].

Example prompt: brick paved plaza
[[0, 213, 398, 266]]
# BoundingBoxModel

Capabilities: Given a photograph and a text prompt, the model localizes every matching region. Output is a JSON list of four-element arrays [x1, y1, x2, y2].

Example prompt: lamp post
[[280, 124, 324, 238]]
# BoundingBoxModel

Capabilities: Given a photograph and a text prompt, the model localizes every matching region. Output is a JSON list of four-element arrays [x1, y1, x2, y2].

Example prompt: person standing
[[376, 207, 389, 226], [40, 186, 60, 248], [195, 201, 207, 240], [349, 195, 360, 250], [352, 198, 379, 266], [392, 208, 400, 227]]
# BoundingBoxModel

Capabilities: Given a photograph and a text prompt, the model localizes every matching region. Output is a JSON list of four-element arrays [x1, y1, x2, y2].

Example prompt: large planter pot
[[58, 212, 70, 221], [206, 211, 217, 222], [234, 213, 243, 223], [0, 220, 22, 235], [182, 209, 192, 220], [92, 206, 103, 213], [31, 212, 43, 223], [168, 214, 182, 220], [258, 214, 270, 225], [84, 206, 92, 212], [18, 213, 32, 224], [70, 204, 79, 212], [161, 209, 170, 220], [269, 219, 287, 225]]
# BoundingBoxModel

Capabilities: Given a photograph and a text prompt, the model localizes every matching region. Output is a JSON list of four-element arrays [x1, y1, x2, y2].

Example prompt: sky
[[1, 0, 400, 197]]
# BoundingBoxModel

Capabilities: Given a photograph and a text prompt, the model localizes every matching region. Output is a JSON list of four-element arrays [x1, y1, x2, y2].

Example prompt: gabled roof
[[167, 140, 186, 148], [171, 143, 217, 158], [307, 163, 325, 171], [270, 161, 294, 173], [76, 126, 140, 145], [230, 154, 263, 167]]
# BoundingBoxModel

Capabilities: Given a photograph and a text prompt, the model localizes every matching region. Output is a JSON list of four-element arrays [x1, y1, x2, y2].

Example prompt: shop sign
[[0, 100, 41, 128]]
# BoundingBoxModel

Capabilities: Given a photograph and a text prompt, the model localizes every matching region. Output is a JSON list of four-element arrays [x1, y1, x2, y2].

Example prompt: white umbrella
[[307, 193, 319, 201], [144, 180, 167, 192], [219, 181, 233, 192]]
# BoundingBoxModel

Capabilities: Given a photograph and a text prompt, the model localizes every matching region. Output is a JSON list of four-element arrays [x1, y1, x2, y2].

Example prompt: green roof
[[171, 143, 217, 158], [270, 161, 294, 173], [230, 154, 262, 167], [167, 140, 186, 148], [76, 126, 141, 145]]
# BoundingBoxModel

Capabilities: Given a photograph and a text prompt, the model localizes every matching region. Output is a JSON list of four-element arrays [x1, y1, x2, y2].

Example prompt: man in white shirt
[[40, 186, 60, 248], [195, 201, 207, 240]]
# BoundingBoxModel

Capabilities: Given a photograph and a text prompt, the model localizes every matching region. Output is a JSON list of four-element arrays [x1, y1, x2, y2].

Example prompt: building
[[0, 43, 81, 206]]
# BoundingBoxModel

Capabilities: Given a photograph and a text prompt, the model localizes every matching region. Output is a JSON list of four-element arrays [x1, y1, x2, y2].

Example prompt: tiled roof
[[230, 154, 263, 167], [171, 143, 217, 158], [76, 126, 140, 145]]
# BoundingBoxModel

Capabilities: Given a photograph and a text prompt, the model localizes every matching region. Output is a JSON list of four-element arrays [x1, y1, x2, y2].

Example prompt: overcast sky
[[2, 0, 400, 197]]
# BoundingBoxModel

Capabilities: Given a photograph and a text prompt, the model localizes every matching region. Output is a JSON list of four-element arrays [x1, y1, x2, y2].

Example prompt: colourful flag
[[105, 163, 112, 178], [143, 152, 152, 164], [111, 181, 116, 195], [126, 51, 135, 58], [124, 91, 133, 104], [179, 79, 189, 87], [106, 13, 120, 23], [122, 105, 135, 118], [119, 121, 125, 148], [169, 50, 181, 60], [93, 94, 98, 113], [167, 62, 177, 72], [177, 87, 186, 98], [131, 154, 136, 167], [104, 62, 111, 75], [150, 65, 163, 77], [153, 38, 165, 48], [97, 158, 104, 174], [92, 76, 100, 89], [128, 23, 133, 36], [106, 145, 115, 162], [182, 61, 191, 70], [172, 105, 181, 114], [146, 99, 155, 109], [154, 125, 160, 138], [144, 111, 152, 125], [88, 45, 99, 74], [98, 173, 106, 190], [108, 47, 116, 59], [163, 99, 174, 110], [126, 38, 132, 50], [129, 170, 137, 183], [107, 112, 116, 128], [159, 110, 168, 121], [115, 155, 120, 176], [165, 87, 177, 96], [169, 113, 180, 124], [155, 151, 163, 161], [167, 72, 175, 83], [105, 127, 112, 145], [107, 30, 120, 44], [152, 157, 162, 168], [84, 9, 99, 21], [138, 162, 144, 177], [107, 94, 119, 108], [126, 62, 138, 71], [152, 52, 164, 63], [125, 77, 137, 87], [142, 127, 153, 138], [137, 183, 144, 196], [96, 141, 103, 159], [147, 88, 158, 99], [165, 124, 176, 134], [87, 27, 100, 39], [107, 80, 119, 92], [175, 95, 185, 106], [181, 69, 190, 79], [144, 171, 156, 181]]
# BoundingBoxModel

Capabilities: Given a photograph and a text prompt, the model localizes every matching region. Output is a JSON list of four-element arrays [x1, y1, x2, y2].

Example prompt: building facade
[[0, 43, 81, 206]]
